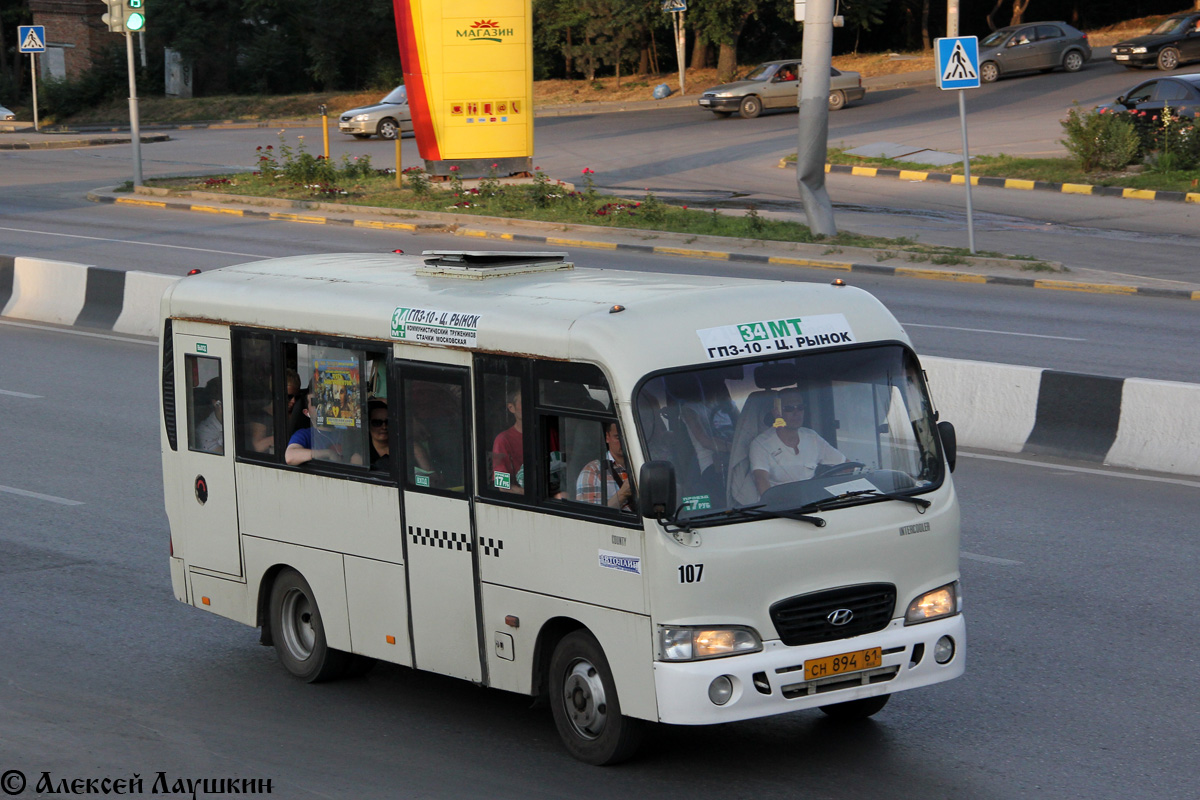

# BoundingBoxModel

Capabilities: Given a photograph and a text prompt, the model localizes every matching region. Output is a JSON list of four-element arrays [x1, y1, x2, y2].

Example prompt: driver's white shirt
[[749, 427, 845, 486]]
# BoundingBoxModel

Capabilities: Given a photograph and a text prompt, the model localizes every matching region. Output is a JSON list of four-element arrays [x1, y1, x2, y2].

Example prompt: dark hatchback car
[[977, 21, 1091, 83], [1097, 73, 1200, 118], [1111, 13, 1200, 72]]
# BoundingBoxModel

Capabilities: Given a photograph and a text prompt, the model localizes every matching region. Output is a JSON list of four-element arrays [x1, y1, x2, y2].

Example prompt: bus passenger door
[[396, 362, 481, 682], [171, 327, 242, 577]]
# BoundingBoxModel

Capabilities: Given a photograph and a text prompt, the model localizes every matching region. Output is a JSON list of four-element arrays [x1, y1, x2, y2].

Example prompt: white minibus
[[160, 250, 965, 764]]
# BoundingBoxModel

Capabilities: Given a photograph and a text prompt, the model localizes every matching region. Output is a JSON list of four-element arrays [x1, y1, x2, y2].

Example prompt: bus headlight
[[904, 581, 961, 625], [658, 626, 762, 661]]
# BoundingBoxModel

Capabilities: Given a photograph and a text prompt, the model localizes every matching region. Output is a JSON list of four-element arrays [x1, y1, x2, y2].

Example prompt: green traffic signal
[[126, 10, 145, 30]]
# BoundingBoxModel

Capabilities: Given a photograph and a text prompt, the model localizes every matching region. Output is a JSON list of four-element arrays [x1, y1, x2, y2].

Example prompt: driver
[[750, 389, 846, 494]]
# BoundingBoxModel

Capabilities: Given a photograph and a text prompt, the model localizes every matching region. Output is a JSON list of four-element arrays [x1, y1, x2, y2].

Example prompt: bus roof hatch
[[417, 250, 573, 279]]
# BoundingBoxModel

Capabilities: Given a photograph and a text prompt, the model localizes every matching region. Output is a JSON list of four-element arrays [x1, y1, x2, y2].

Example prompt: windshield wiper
[[676, 503, 826, 530], [801, 488, 931, 514]]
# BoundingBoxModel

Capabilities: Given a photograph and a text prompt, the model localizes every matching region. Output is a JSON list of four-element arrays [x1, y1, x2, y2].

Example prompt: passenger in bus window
[[491, 387, 524, 492], [750, 389, 845, 493], [285, 390, 363, 466], [196, 378, 224, 455], [576, 422, 635, 512], [367, 399, 391, 470]]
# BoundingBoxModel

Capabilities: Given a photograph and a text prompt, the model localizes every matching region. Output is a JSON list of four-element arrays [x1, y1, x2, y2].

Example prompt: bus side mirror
[[937, 421, 957, 473], [639, 461, 677, 519]]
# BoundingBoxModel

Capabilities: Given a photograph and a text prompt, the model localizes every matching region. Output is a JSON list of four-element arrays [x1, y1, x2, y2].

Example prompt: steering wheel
[[814, 461, 865, 479]]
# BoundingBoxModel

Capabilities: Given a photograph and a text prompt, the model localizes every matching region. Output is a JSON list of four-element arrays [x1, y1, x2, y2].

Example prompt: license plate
[[699, 98, 712, 106], [1115, 55, 1129, 61], [805, 646, 882, 680]]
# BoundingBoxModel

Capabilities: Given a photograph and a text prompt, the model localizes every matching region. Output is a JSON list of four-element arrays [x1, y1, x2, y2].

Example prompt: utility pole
[[795, 0, 836, 236], [947, 0, 959, 37]]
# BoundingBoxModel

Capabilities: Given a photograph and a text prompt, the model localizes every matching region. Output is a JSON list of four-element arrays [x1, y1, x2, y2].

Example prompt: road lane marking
[[0, 225, 265, 258], [961, 551, 1022, 566], [0, 319, 156, 345], [0, 485, 84, 506], [0, 388, 43, 398], [902, 322, 1085, 341], [961, 451, 1200, 489]]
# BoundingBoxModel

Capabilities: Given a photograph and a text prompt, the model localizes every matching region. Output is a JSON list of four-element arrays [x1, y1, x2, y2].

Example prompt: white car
[[0, 104, 15, 121], [337, 85, 413, 140]]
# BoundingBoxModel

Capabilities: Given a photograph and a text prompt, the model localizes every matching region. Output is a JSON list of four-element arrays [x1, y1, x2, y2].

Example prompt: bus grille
[[770, 583, 896, 646]]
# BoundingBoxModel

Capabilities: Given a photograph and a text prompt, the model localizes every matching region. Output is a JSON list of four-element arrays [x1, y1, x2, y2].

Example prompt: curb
[[787, 159, 1200, 206], [87, 188, 1200, 302], [0, 133, 170, 150], [4, 253, 1199, 478]]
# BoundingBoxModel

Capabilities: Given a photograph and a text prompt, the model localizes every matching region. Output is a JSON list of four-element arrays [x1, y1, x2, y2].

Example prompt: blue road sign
[[936, 36, 980, 90], [18, 25, 47, 53]]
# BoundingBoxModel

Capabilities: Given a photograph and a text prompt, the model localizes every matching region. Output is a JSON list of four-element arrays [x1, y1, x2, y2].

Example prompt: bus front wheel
[[549, 630, 644, 765], [269, 568, 349, 683]]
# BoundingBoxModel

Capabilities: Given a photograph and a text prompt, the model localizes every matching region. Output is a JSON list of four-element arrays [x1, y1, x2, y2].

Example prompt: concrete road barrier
[[3, 255, 1198, 478]]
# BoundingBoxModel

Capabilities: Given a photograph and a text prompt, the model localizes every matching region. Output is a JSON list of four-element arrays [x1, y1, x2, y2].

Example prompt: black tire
[[1157, 48, 1180, 71], [549, 630, 644, 765], [980, 61, 999, 84], [377, 118, 400, 140], [1062, 50, 1084, 73], [268, 568, 349, 683], [739, 95, 762, 119], [827, 90, 847, 111], [820, 694, 890, 720]]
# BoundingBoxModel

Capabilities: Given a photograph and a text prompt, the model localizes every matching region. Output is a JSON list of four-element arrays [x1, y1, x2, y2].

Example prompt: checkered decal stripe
[[409, 526, 472, 552], [405, 527, 503, 558]]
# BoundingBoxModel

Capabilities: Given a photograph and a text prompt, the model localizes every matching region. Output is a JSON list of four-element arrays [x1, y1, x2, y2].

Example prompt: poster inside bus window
[[311, 349, 361, 429]]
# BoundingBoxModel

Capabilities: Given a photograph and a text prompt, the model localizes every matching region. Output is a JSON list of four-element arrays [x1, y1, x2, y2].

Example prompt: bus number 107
[[678, 564, 705, 583]]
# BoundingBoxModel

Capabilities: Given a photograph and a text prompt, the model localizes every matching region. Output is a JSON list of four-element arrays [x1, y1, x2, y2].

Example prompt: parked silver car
[[337, 85, 413, 140], [698, 60, 865, 118], [977, 21, 1091, 83], [0, 104, 15, 121]]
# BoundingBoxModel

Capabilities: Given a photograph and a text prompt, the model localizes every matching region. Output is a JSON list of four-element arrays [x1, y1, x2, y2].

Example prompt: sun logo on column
[[459, 19, 512, 42]]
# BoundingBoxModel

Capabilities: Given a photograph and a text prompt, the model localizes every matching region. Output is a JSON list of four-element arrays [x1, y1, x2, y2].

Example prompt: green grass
[[150, 165, 1016, 260], [817, 149, 1200, 194]]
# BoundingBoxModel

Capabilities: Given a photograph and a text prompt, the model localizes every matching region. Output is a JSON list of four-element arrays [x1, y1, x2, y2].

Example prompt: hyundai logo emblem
[[827, 608, 854, 626]]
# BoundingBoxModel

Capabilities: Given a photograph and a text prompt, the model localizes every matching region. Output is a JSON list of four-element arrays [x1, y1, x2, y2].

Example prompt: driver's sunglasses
[[370, 418, 389, 428]]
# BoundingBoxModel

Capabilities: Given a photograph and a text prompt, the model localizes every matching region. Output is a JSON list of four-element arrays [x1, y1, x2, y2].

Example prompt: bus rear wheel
[[269, 568, 349, 683], [549, 630, 644, 765]]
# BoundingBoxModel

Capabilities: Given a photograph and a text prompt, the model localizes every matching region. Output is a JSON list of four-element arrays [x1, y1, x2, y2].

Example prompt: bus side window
[[291, 344, 369, 468], [185, 355, 224, 455], [403, 376, 466, 493], [233, 334, 274, 456], [478, 359, 529, 496]]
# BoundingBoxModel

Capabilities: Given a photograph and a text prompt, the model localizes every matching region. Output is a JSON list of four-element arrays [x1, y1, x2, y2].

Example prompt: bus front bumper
[[653, 614, 965, 725]]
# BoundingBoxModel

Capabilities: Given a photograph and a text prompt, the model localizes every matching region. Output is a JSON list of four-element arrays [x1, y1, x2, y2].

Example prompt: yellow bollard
[[319, 104, 329, 160], [396, 135, 403, 189]]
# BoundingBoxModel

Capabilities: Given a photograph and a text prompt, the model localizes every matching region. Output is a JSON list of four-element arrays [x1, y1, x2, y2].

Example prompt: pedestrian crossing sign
[[935, 36, 980, 90], [18, 25, 47, 53]]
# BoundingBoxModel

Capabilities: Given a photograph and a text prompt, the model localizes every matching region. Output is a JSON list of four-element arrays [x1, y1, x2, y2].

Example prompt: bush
[[1060, 104, 1139, 173]]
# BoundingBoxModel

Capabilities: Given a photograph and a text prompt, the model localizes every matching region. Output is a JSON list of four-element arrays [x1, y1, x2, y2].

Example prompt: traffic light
[[100, 0, 146, 32], [126, 0, 145, 31], [100, 0, 126, 32]]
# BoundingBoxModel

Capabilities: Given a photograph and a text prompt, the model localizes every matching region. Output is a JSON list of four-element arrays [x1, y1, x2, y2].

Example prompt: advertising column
[[394, 0, 534, 178]]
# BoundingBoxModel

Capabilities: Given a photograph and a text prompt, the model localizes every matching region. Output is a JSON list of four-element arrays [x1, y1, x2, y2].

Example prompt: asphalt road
[[1, 323, 1197, 799]]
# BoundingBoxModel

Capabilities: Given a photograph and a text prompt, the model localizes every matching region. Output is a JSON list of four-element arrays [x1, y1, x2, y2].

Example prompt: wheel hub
[[562, 659, 607, 739]]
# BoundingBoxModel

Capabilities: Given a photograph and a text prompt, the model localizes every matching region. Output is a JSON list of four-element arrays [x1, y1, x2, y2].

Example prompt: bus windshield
[[635, 344, 943, 519]]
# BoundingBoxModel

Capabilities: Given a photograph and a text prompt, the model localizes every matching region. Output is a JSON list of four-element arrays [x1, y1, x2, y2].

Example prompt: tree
[[1010, 0, 1033, 25], [693, 0, 765, 82], [842, 0, 888, 53]]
